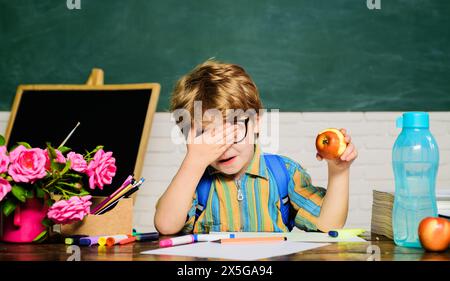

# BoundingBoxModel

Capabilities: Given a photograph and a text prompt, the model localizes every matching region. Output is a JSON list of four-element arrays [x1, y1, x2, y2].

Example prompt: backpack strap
[[263, 154, 294, 231], [194, 171, 213, 224]]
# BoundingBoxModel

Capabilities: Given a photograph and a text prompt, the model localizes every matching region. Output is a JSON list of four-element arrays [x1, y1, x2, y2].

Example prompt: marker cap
[[328, 231, 339, 237], [79, 239, 91, 246], [106, 237, 116, 247]]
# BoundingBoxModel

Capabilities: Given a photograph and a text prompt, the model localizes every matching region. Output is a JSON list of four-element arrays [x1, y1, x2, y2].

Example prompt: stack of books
[[371, 189, 450, 240], [437, 191, 450, 218], [371, 190, 395, 239]]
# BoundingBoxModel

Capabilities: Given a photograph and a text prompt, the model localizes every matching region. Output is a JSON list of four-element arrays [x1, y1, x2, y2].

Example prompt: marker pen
[[194, 233, 235, 242], [328, 229, 366, 238], [158, 233, 235, 247], [119, 236, 137, 245], [65, 235, 88, 245], [159, 235, 195, 248], [132, 177, 145, 188], [79, 236, 102, 246], [135, 232, 159, 242], [105, 235, 130, 247]]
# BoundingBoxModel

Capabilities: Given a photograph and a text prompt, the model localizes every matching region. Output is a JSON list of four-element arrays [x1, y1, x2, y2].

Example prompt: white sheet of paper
[[210, 231, 367, 243], [141, 241, 329, 261]]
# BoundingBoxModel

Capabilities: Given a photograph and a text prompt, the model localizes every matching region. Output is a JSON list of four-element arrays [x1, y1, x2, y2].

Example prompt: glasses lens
[[235, 122, 247, 143]]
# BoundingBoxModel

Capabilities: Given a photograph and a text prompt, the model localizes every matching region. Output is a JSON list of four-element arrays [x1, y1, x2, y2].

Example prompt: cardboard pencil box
[[60, 196, 134, 236]]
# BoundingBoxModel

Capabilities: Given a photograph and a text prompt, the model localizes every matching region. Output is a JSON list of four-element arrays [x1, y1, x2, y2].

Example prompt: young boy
[[154, 60, 358, 235]]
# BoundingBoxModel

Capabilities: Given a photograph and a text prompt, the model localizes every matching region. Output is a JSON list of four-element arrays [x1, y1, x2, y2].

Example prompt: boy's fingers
[[217, 139, 234, 155], [204, 123, 228, 143], [344, 150, 358, 161], [222, 128, 237, 145], [187, 125, 198, 144], [340, 128, 352, 142], [340, 143, 354, 160], [316, 153, 323, 161], [221, 141, 234, 151], [203, 122, 223, 137], [213, 124, 236, 144], [344, 134, 351, 143]]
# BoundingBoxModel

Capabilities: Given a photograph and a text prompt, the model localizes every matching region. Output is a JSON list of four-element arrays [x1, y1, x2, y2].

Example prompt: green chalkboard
[[1, 0, 449, 111]]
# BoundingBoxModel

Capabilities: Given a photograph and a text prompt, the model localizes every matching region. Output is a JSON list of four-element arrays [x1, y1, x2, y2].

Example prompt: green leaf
[[58, 146, 71, 154], [41, 218, 54, 228], [78, 189, 90, 196], [11, 185, 27, 203], [33, 230, 48, 243], [17, 142, 32, 149], [46, 143, 57, 160], [46, 198, 55, 207], [0, 135, 5, 146], [60, 160, 71, 176], [2, 199, 16, 216], [25, 189, 34, 199], [51, 162, 65, 173], [66, 173, 83, 179], [85, 145, 104, 160], [35, 187, 46, 198], [94, 145, 104, 151]]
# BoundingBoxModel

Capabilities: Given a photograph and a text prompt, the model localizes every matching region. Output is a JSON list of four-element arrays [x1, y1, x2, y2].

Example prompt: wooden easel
[[84, 68, 141, 203], [85, 68, 104, 86]]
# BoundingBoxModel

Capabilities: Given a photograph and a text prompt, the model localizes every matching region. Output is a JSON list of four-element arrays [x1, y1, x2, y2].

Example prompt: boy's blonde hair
[[170, 60, 263, 123]]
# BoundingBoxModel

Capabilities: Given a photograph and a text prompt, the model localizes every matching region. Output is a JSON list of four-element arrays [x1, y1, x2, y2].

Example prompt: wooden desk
[[0, 233, 449, 261]]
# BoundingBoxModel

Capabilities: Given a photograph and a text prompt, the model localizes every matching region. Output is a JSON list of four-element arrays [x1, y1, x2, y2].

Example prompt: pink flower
[[85, 149, 116, 190], [47, 195, 92, 224], [66, 152, 87, 173], [44, 148, 66, 171], [0, 146, 10, 174], [0, 178, 12, 202], [8, 145, 47, 183]]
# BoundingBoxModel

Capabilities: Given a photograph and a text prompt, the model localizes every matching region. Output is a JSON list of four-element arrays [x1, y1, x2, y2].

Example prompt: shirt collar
[[207, 143, 269, 180]]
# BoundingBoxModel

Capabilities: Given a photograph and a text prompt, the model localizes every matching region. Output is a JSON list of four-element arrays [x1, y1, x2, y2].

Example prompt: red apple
[[315, 128, 347, 160], [418, 217, 450, 252]]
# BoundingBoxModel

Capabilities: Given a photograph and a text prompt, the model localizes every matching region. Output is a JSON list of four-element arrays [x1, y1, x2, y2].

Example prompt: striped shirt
[[183, 144, 327, 233]]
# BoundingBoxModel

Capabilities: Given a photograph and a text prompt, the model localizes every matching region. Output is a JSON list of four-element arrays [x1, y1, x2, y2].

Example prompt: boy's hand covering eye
[[184, 123, 238, 167]]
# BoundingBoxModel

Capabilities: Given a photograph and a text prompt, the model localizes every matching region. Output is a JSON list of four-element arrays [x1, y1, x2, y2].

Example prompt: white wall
[[1, 111, 449, 232]]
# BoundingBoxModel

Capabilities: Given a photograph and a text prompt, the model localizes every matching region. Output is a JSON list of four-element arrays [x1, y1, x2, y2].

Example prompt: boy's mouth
[[218, 156, 237, 166]]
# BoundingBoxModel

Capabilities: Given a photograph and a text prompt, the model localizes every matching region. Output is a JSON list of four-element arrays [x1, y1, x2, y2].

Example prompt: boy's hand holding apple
[[315, 128, 358, 171]]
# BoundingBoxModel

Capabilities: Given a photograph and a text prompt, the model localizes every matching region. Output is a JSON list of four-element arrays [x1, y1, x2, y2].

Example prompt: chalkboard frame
[[4, 83, 160, 188]]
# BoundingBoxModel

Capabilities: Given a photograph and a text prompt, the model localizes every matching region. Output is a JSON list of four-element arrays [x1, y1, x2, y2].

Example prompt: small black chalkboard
[[5, 83, 160, 196]]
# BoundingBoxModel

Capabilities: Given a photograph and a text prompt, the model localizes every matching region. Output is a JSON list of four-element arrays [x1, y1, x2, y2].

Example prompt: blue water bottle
[[392, 112, 439, 248]]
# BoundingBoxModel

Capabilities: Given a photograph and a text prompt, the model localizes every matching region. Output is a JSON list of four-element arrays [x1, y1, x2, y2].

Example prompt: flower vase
[[1, 198, 48, 243]]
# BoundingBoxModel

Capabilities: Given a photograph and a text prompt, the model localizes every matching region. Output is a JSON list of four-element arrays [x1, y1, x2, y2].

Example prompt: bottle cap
[[396, 112, 429, 129]]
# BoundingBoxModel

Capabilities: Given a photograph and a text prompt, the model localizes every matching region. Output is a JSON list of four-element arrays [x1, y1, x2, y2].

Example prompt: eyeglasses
[[231, 117, 250, 144]]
